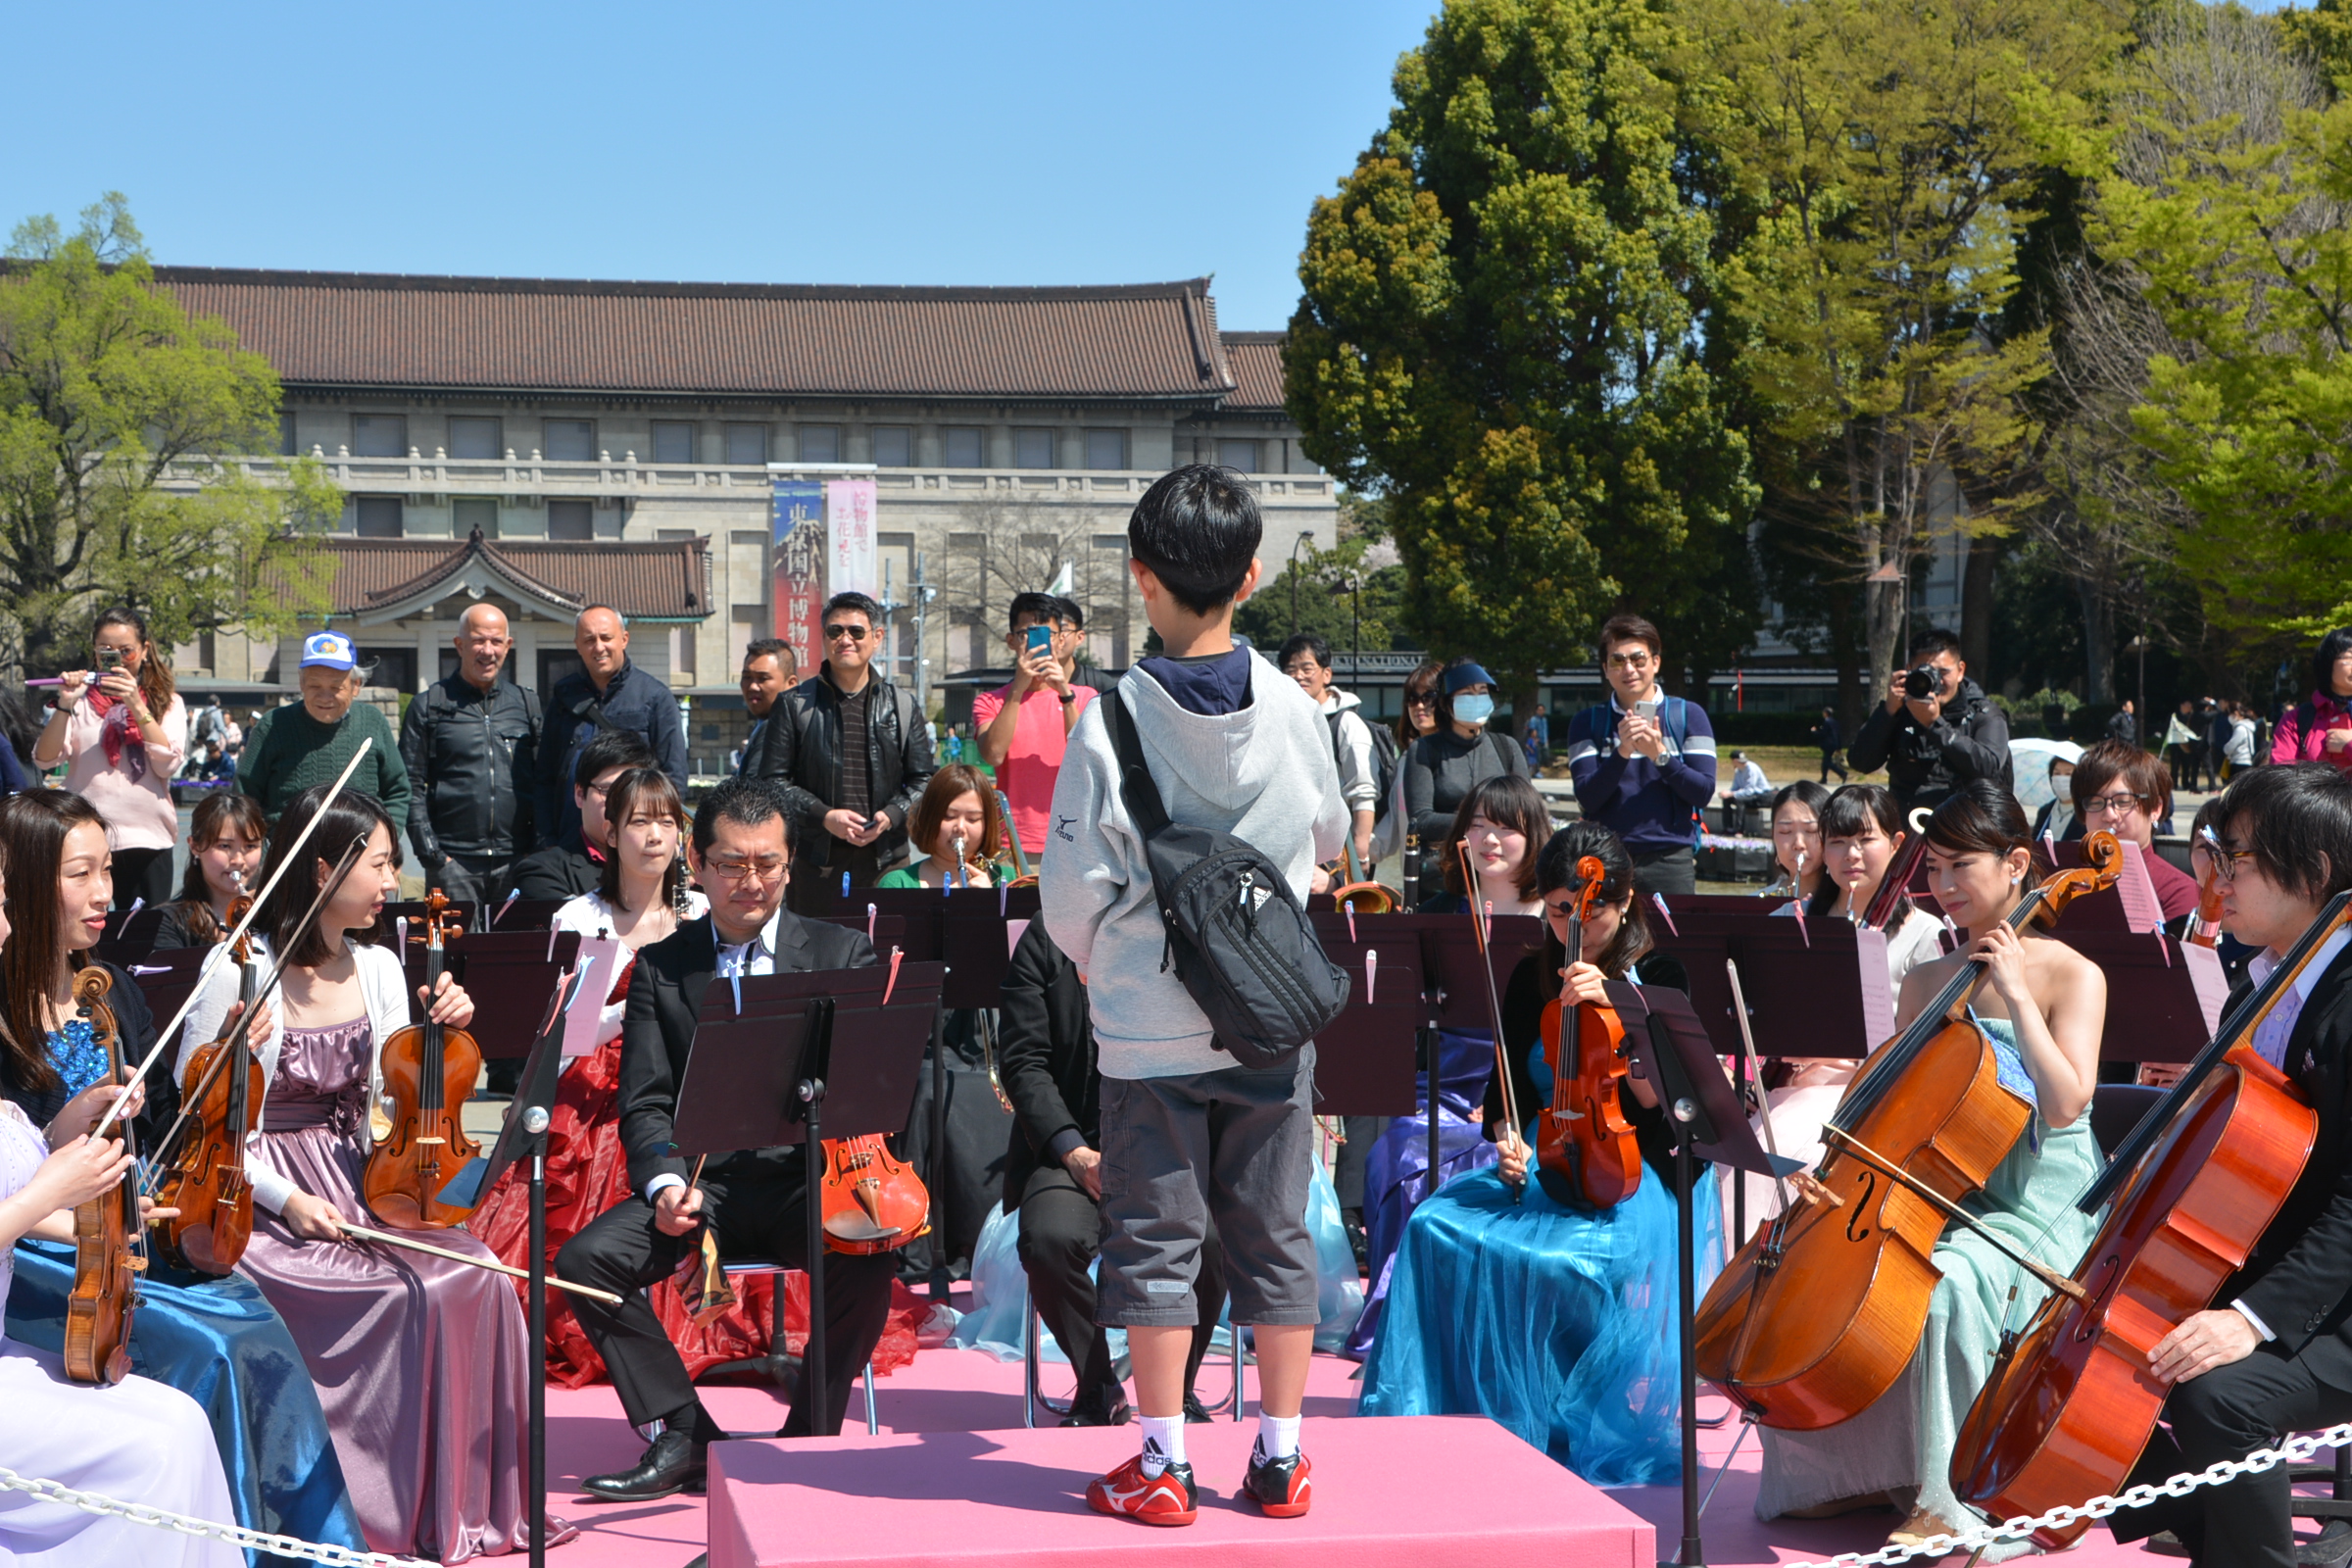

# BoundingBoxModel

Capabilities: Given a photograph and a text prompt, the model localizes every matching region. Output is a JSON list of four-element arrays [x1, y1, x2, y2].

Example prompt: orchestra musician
[[0, 788, 368, 1559], [1754, 781, 2106, 1554], [557, 776, 893, 1501], [2109, 763, 2352, 1568], [180, 783, 560, 1561], [149, 791, 270, 952]]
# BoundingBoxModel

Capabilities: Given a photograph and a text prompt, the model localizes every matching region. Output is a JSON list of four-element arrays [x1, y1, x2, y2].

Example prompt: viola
[[65, 966, 145, 1385], [150, 900, 266, 1275], [1949, 890, 2351, 1547], [818, 1134, 933, 1253], [364, 891, 482, 1228], [1693, 832, 2124, 1430], [1537, 854, 1641, 1208]]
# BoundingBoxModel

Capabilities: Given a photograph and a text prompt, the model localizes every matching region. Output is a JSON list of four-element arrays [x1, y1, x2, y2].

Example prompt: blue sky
[[3, 1, 1444, 330]]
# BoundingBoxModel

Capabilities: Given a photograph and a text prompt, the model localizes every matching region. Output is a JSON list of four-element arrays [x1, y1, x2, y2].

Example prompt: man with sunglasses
[[750, 590, 936, 914]]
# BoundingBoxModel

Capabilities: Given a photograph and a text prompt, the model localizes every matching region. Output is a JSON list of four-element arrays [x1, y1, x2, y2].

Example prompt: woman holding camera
[[30, 607, 188, 910]]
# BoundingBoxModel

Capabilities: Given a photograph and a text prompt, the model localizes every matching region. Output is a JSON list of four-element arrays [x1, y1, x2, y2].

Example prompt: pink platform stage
[[703, 1415, 1653, 1568]]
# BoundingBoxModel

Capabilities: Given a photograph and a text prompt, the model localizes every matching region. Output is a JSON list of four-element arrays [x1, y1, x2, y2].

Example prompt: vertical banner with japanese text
[[826, 478, 878, 597], [771, 478, 825, 675]]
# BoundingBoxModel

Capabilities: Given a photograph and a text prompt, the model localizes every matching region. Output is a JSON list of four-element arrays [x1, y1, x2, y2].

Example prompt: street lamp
[[1290, 530, 1315, 635]]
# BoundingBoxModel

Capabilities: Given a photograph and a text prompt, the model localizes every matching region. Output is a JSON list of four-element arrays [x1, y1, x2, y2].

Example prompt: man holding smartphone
[[1564, 613, 1719, 896], [976, 591, 1097, 858]]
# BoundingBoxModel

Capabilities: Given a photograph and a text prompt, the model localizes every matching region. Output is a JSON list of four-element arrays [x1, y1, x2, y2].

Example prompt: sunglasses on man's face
[[824, 624, 871, 643]]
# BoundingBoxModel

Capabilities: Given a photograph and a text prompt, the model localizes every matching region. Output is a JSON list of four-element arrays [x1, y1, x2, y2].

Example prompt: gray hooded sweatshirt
[[1039, 649, 1348, 1080]]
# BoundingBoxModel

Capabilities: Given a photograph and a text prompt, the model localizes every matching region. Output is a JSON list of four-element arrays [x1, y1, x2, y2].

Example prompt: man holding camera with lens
[[1850, 627, 2013, 817]]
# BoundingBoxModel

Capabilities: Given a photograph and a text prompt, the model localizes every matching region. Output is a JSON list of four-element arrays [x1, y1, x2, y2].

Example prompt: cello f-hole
[[1845, 1166, 1877, 1244]]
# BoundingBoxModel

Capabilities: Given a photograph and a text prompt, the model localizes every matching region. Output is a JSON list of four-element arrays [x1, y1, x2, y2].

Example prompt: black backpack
[[1107, 693, 1350, 1070]]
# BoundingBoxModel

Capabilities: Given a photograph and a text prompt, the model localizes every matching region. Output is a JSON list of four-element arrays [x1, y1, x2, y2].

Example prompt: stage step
[[707, 1414, 1652, 1568]]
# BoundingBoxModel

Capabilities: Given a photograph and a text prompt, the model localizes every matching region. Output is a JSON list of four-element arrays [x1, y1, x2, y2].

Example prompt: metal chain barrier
[[1782, 1421, 2352, 1568], [0, 1466, 437, 1567]]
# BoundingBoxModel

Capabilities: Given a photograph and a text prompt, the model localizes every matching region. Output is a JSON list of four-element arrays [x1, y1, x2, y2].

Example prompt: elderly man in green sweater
[[238, 630, 412, 824]]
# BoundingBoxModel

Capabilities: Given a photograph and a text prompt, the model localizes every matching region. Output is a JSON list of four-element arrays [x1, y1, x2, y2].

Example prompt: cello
[[1949, 889, 2351, 1547], [64, 966, 145, 1385], [1537, 854, 1641, 1208], [1693, 833, 2124, 1429], [149, 900, 267, 1275], [364, 891, 482, 1229]]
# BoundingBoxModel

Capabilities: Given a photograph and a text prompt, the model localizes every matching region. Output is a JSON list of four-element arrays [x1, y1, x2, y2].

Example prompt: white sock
[[1139, 1414, 1187, 1477], [1254, 1412, 1301, 1462]]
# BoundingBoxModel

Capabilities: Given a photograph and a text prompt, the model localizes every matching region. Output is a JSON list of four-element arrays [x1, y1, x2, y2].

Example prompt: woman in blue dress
[[1344, 774, 1549, 1357], [0, 789, 365, 1568], [1359, 819, 1722, 1486]]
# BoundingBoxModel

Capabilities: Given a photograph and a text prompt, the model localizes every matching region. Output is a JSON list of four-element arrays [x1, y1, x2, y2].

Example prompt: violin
[[1693, 832, 2124, 1430], [64, 967, 145, 1385], [150, 899, 266, 1275], [818, 1135, 932, 1253], [1537, 855, 1640, 1208], [363, 891, 482, 1228], [1949, 889, 2351, 1547]]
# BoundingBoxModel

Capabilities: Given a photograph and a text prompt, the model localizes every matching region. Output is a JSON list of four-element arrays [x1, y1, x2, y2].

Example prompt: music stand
[[1608, 979, 1801, 1568], [2046, 840, 2165, 934], [2051, 931, 2229, 1061], [96, 905, 167, 967], [671, 961, 943, 1435], [490, 898, 569, 933], [453, 931, 583, 1061], [1303, 920, 1423, 1117], [123, 948, 226, 1060]]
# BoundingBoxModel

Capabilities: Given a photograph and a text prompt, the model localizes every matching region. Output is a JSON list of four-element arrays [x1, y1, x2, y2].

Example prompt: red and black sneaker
[[1086, 1453, 1199, 1526], [1243, 1447, 1312, 1518]]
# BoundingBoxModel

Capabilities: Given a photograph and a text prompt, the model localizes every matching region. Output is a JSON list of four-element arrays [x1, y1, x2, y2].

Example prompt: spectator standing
[[2205, 699, 2237, 789], [1279, 631, 1383, 872], [1373, 660, 1444, 862], [2271, 627, 2352, 781], [399, 604, 541, 906], [2069, 739, 2201, 921], [31, 606, 188, 909], [1564, 613, 1718, 897], [1401, 659, 1528, 849], [974, 592, 1098, 858], [2107, 698, 2139, 746], [235, 631, 411, 828], [2164, 700, 2204, 792], [509, 730, 657, 902], [1848, 626, 2012, 817], [752, 590, 936, 914], [536, 606, 688, 850], [2225, 701, 2257, 779], [1812, 707, 1850, 783], [733, 638, 796, 780]]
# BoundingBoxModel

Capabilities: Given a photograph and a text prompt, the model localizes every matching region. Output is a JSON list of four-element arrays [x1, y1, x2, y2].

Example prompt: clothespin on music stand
[[1364, 950, 1378, 1006], [1790, 853, 1811, 949], [883, 947, 905, 1006], [866, 903, 878, 946], [1651, 892, 1679, 937]]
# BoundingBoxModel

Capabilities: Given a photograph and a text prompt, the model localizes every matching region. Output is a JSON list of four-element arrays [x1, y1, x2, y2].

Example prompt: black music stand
[[670, 961, 943, 1435], [489, 898, 569, 932], [2050, 931, 2229, 1061], [1608, 979, 1800, 1568], [454, 931, 583, 1060], [472, 963, 590, 1568], [1304, 924, 1423, 1118], [123, 948, 226, 1059]]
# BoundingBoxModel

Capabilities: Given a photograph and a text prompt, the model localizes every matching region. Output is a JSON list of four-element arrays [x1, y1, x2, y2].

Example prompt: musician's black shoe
[[1060, 1386, 1133, 1427], [579, 1430, 707, 1500], [1183, 1392, 1214, 1424]]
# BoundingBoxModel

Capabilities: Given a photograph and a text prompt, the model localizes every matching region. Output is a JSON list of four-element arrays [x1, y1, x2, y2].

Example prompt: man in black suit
[[2112, 763, 2352, 1568], [560, 776, 891, 1500], [1000, 919, 1226, 1427]]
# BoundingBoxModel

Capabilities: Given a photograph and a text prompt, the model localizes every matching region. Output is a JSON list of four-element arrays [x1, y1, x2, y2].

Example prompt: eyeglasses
[[1605, 652, 1653, 670], [704, 855, 788, 884], [2082, 792, 2153, 818], [2198, 827, 2254, 886], [824, 624, 870, 643]]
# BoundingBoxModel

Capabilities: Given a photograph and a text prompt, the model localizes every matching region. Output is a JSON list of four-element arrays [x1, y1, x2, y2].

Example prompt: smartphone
[[1024, 624, 1053, 658], [95, 648, 123, 672], [1634, 696, 1660, 724]]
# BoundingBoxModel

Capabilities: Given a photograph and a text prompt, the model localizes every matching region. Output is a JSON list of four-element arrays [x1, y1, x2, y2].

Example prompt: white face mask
[[1453, 694, 1495, 725]]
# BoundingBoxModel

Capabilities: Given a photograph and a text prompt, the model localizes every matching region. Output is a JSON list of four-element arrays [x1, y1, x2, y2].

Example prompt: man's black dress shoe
[[580, 1429, 707, 1500]]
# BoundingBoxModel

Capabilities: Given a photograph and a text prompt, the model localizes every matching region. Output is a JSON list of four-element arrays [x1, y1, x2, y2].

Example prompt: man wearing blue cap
[[237, 630, 412, 824]]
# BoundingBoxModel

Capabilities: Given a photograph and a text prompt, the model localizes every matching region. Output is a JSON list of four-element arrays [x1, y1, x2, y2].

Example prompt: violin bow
[[97, 737, 377, 1140], [1457, 840, 1524, 1148], [335, 1221, 623, 1305]]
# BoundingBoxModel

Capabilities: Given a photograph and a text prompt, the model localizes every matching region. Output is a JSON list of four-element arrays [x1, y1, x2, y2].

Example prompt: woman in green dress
[[877, 764, 1001, 889]]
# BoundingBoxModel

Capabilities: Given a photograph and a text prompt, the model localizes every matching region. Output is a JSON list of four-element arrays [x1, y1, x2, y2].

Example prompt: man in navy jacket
[[1564, 613, 1717, 897]]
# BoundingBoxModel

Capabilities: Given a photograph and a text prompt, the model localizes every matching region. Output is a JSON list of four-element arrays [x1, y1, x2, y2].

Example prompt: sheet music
[[560, 936, 623, 1058]]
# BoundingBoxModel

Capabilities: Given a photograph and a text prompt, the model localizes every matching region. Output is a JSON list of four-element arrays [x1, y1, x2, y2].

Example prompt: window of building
[[652, 420, 696, 464], [544, 419, 595, 462], [724, 423, 770, 466], [353, 415, 407, 458], [943, 426, 985, 467], [453, 497, 499, 540], [278, 413, 298, 457], [355, 647, 415, 692], [796, 425, 839, 464], [670, 626, 697, 680], [1217, 438, 1261, 472], [353, 497, 403, 537], [448, 416, 501, 461], [547, 500, 594, 541], [1084, 428, 1128, 469], [1013, 427, 1056, 468], [538, 650, 585, 694], [871, 425, 912, 466]]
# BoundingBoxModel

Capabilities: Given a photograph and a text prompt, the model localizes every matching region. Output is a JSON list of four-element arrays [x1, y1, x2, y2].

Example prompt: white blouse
[[551, 887, 708, 1050]]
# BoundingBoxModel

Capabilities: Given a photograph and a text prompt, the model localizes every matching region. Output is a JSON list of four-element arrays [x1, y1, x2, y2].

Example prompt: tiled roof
[[319, 531, 710, 619], [1220, 332, 1290, 412], [154, 268, 1242, 403]]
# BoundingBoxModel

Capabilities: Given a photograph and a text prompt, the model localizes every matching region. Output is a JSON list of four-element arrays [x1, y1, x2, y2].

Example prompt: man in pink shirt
[[975, 592, 1097, 856]]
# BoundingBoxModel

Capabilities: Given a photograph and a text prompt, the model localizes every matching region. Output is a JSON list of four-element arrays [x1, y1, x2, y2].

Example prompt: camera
[[1903, 664, 1942, 703]]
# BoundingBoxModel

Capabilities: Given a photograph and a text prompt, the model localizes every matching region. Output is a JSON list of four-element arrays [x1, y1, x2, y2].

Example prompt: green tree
[[1285, 0, 1758, 713], [0, 193, 338, 673]]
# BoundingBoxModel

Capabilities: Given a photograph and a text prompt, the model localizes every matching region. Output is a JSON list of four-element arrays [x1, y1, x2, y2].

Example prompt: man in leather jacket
[[1849, 627, 2013, 817], [749, 591, 935, 914], [400, 605, 540, 904]]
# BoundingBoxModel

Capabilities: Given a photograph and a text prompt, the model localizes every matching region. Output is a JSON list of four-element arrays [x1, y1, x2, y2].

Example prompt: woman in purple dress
[[184, 784, 566, 1561]]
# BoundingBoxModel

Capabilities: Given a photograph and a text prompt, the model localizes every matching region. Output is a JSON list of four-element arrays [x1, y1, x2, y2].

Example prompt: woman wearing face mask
[[31, 606, 188, 910], [1358, 821, 1715, 1486], [180, 785, 564, 1561], [1400, 659, 1528, 849], [0, 789, 367, 1561], [1760, 781, 1831, 904], [151, 791, 271, 951], [1752, 781, 2106, 1554]]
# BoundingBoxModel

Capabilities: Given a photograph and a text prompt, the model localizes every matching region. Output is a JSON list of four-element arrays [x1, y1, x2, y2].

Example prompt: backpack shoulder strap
[[1659, 696, 1690, 750], [1106, 693, 1171, 838], [1486, 728, 1519, 773], [520, 684, 541, 729]]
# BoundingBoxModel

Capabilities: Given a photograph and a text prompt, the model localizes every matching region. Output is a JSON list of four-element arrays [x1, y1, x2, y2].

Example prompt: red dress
[[469, 956, 923, 1385]]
